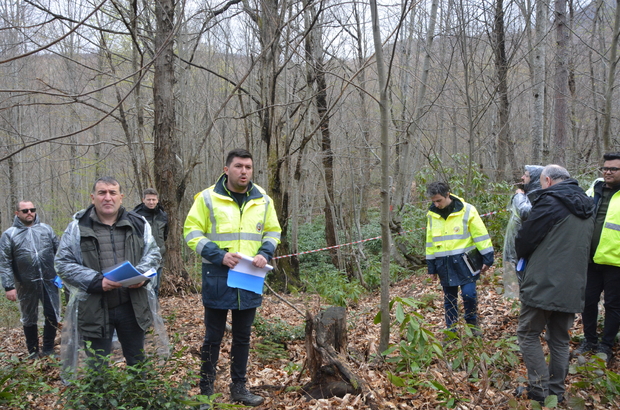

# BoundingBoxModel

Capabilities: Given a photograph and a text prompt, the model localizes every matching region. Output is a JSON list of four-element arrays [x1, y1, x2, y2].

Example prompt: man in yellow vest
[[184, 148, 281, 406], [574, 152, 620, 366], [425, 182, 494, 334]]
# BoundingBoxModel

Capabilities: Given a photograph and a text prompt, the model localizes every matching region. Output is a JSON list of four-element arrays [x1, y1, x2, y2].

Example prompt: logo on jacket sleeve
[[256, 222, 263, 232]]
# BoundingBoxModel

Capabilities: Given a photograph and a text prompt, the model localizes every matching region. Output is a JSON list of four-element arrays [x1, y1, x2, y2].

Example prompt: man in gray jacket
[[0, 201, 60, 358], [56, 177, 162, 368], [514, 165, 594, 404]]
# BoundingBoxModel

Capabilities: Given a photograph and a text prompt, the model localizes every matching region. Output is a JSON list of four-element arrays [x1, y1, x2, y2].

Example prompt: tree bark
[[302, 307, 363, 400], [153, 0, 193, 295], [553, 0, 569, 164], [369, 0, 392, 356]]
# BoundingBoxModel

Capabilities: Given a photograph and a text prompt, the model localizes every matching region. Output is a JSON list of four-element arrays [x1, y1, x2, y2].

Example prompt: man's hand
[[252, 254, 267, 268], [128, 281, 146, 289], [480, 264, 490, 274], [5, 289, 17, 301], [223, 252, 242, 268], [102, 277, 123, 291], [515, 188, 525, 194]]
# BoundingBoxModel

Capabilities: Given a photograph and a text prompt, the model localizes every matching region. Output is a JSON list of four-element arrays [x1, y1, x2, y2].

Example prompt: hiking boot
[[596, 344, 614, 367], [230, 382, 264, 406], [574, 340, 598, 355], [200, 379, 214, 397]]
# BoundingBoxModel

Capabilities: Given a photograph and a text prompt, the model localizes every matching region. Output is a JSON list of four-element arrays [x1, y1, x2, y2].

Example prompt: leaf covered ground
[[1, 268, 619, 409]]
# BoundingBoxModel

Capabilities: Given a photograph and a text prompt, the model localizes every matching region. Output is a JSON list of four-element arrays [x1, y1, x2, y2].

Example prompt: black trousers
[[83, 301, 145, 367], [200, 307, 256, 390], [582, 263, 620, 348]]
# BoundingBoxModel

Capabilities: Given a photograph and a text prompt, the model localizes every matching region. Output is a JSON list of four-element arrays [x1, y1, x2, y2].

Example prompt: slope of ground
[[1, 268, 618, 409]]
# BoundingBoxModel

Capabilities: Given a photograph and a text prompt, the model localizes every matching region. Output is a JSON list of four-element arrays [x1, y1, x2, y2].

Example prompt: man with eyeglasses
[[0, 201, 60, 358], [574, 152, 620, 366]]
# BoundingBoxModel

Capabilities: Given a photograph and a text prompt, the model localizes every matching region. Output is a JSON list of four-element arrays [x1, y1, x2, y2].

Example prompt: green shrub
[[253, 314, 304, 344], [59, 346, 199, 410], [0, 354, 55, 409], [302, 267, 364, 306]]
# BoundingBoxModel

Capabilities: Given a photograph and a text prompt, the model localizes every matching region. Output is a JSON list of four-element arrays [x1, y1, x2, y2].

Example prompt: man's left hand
[[252, 254, 267, 268], [128, 281, 146, 289], [480, 264, 490, 274]]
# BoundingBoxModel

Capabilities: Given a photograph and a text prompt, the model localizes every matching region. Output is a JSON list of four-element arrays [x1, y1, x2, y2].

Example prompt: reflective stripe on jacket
[[185, 175, 280, 263], [426, 196, 494, 287], [184, 174, 281, 309], [591, 180, 620, 267]]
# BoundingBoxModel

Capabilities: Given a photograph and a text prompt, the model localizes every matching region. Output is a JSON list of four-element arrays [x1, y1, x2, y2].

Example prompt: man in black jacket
[[514, 165, 594, 404], [134, 188, 168, 296]]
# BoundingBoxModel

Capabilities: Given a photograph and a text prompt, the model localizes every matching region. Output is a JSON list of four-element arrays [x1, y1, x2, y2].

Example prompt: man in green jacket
[[514, 165, 594, 404], [56, 177, 162, 369]]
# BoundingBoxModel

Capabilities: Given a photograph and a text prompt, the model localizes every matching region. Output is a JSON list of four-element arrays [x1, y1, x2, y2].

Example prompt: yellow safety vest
[[425, 197, 494, 261], [591, 183, 620, 267], [184, 180, 281, 263]]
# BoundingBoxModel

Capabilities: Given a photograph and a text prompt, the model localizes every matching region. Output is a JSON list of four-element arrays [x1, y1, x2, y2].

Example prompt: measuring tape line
[[272, 208, 507, 260]]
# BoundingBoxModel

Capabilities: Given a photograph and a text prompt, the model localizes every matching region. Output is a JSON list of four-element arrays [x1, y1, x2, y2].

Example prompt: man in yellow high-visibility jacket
[[574, 152, 620, 366], [184, 148, 281, 406], [425, 182, 494, 334]]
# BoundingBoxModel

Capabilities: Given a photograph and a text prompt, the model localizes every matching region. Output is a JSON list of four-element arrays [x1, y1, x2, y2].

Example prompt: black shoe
[[596, 345, 614, 367], [573, 340, 598, 357], [200, 380, 214, 397], [230, 382, 264, 407]]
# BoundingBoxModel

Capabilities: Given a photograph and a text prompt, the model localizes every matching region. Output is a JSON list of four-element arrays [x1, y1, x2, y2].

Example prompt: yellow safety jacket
[[426, 196, 494, 287], [184, 175, 281, 264], [590, 180, 620, 267]]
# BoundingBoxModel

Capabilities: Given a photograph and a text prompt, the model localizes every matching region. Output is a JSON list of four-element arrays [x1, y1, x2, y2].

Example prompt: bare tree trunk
[[601, 0, 620, 152], [369, 0, 392, 356], [153, 0, 193, 295], [531, 0, 548, 164], [304, 1, 339, 268], [553, 0, 569, 164], [493, 0, 515, 181]]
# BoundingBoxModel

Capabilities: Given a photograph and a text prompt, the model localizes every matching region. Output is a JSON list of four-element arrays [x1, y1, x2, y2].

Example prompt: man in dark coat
[[514, 164, 594, 404], [133, 188, 168, 296]]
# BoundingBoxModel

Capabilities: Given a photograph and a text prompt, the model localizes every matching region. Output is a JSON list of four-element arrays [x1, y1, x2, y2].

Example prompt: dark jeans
[[84, 301, 145, 367], [200, 307, 256, 390], [443, 282, 477, 329], [582, 263, 620, 348]]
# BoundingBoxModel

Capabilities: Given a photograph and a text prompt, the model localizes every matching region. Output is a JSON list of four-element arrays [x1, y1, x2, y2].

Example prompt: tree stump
[[301, 306, 363, 400]]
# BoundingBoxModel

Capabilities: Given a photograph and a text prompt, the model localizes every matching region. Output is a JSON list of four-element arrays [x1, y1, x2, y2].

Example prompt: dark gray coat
[[516, 179, 594, 313]]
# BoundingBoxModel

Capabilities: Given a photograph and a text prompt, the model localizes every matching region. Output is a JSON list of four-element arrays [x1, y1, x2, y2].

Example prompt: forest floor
[[2, 267, 619, 409]]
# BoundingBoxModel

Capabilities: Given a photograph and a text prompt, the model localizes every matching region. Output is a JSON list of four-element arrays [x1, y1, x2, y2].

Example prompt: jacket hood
[[11, 214, 40, 229], [532, 179, 594, 219], [524, 165, 544, 193]]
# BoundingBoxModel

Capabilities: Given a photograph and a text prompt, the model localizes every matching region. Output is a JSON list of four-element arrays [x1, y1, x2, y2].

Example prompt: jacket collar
[[213, 173, 262, 200], [429, 194, 464, 216]]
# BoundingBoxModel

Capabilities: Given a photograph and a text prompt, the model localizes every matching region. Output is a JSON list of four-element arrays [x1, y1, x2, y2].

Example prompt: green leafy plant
[[0, 354, 55, 409], [59, 346, 200, 410], [570, 355, 620, 407], [253, 314, 304, 344]]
